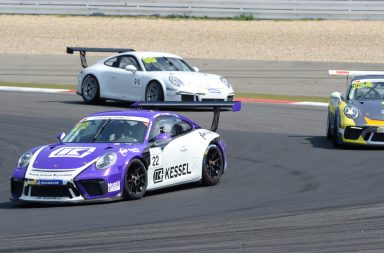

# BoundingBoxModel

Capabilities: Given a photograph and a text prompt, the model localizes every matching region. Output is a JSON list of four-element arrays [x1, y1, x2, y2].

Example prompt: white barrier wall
[[1, 0, 384, 20]]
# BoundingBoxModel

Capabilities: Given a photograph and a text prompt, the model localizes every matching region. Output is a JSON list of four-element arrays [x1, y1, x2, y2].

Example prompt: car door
[[147, 116, 199, 190], [102, 55, 142, 101]]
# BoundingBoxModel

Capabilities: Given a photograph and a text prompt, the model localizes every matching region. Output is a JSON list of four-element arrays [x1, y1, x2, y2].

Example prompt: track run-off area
[[1, 89, 384, 252]]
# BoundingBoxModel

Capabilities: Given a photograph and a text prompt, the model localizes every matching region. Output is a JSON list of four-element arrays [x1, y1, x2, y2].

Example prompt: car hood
[[151, 71, 230, 90], [30, 143, 145, 170], [175, 72, 228, 89], [351, 100, 384, 120]]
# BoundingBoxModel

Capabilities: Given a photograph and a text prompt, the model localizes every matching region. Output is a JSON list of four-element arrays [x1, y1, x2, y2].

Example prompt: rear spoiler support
[[131, 101, 241, 132], [66, 47, 134, 68]]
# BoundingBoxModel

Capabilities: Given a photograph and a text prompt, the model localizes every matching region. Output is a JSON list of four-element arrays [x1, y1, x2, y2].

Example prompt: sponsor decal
[[128, 148, 140, 153], [208, 88, 222, 94], [377, 127, 384, 133], [35, 196, 67, 200], [26, 179, 38, 186], [73, 121, 90, 131], [153, 168, 164, 183], [119, 147, 141, 156], [352, 81, 373, 89], [119, 148, 128, 156], [153, 163, 191, 183], [133, 77, 141, 87], [108, 181, 120, 192], [199, 130, 213, 140], [142, 57, 157, 64], [37, 179, 63, 185], [85, 116, 150, 123], [49, 147, 96, 158], [150, 148, 163, 169]]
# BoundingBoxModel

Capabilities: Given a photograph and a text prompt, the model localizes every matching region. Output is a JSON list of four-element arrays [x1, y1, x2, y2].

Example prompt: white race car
[[67, 47, 235, 104]]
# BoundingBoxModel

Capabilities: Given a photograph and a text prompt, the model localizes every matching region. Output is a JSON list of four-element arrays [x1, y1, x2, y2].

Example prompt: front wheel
[[123, 159, 148, 200], [202, 144, 224, 186], [81, 75, 100, 104], [332, 114, 343, 147], [145, 81, 164, 102], [326, 111, 332, 140]]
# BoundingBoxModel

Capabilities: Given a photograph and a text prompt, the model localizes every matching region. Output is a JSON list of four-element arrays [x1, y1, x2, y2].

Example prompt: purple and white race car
[[10, 102, 240, 203]]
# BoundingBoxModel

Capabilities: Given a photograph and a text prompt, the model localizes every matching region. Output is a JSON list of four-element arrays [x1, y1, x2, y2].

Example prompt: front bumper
[[10, 176, 122, 203], [341, 125, 384, 145], [175, 92, 234, 102]]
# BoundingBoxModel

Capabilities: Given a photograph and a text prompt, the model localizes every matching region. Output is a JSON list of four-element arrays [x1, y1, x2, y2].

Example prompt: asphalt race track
[[2, 91, 384, 252]]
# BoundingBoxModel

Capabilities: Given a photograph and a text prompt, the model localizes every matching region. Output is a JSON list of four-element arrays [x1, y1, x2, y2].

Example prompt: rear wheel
[[123, 159, 147, 200], [145, 81, 164, 102], [202, 144, 224, 186], [81, 75, 100, 104]]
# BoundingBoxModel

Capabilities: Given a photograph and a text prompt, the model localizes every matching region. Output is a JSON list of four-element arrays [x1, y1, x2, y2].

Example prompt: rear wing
[[131, 101, 241, 132], [66, 47, 134, 68], [329, 70, 384, 76]]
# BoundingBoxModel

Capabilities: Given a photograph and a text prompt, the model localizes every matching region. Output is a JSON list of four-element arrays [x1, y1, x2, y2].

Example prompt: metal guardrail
[[1, 0, 384, 20]]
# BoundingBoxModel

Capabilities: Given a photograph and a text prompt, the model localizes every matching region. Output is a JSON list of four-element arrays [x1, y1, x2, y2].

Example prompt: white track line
[[0, 86, 329, 107]]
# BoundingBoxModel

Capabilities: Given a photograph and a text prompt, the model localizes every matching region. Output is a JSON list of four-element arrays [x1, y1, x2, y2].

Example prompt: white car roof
[[120, 51, 183, 59]]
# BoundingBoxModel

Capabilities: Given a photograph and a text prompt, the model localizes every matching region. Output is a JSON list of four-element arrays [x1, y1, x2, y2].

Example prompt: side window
[[171, 118, 192, 137], [104, 56, 141, 70], [119, 56, 134, 69], [104, 57, 119, 68], [149, 117, 174, 141]]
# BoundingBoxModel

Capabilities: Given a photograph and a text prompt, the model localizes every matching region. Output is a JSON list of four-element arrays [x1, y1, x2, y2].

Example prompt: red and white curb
[[0, 86, 76, 94], [235, 97, 327, 107], [0, 86, 328, 107]]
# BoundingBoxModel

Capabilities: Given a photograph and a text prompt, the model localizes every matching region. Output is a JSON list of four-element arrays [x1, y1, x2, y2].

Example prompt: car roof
[[119, 51, 182, 59], [85, 109, 192, 123], [351, 75, 384, 82]]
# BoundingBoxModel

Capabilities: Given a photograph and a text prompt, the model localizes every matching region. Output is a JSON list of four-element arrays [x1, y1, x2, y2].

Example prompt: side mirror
[[330, 91, 342, 106], [125, 65, 137, 74], [193, 66, 199, 72], [57, 132, 66, 142], [156, 133, 171, 141], [154, 133, 171, 146]]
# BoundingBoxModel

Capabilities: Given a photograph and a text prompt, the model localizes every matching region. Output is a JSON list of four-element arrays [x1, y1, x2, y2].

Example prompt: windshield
[[348, 80, 384, 101], [141, 57, 194, 72], [62, 119, 148, 143]]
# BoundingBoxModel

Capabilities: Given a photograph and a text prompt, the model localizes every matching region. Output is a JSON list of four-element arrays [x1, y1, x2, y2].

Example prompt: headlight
[[96, 152, 117, 170], [17, 152, 32, 168], [169, 75, 184, 87], [220, 77, 231, 88], [344, 105, 359, 119]]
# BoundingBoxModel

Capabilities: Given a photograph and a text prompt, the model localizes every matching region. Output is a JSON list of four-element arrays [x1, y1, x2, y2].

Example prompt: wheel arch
[[81, 74, 100, 94], [145, 79, 166, 100], [209, 138, 227, 173], [121, 156, 149, 182]]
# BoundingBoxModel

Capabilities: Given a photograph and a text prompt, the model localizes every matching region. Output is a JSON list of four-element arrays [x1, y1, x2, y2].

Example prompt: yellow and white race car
[[327, 70, 384, 146]]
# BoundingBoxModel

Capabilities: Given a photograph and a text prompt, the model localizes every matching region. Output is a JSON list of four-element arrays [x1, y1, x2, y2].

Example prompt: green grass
[[0, 82, 328, 102], [234, 14, 254, 21]]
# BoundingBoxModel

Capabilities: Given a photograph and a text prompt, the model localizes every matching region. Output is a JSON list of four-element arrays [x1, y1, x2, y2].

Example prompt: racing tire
[[123, 159, 148, 200], [332, 114, 343, 147], [201, 144, 224, 186], [326, 111, 332, 140], [145, 81, 164, 102], [81, 75, 100, 104]]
